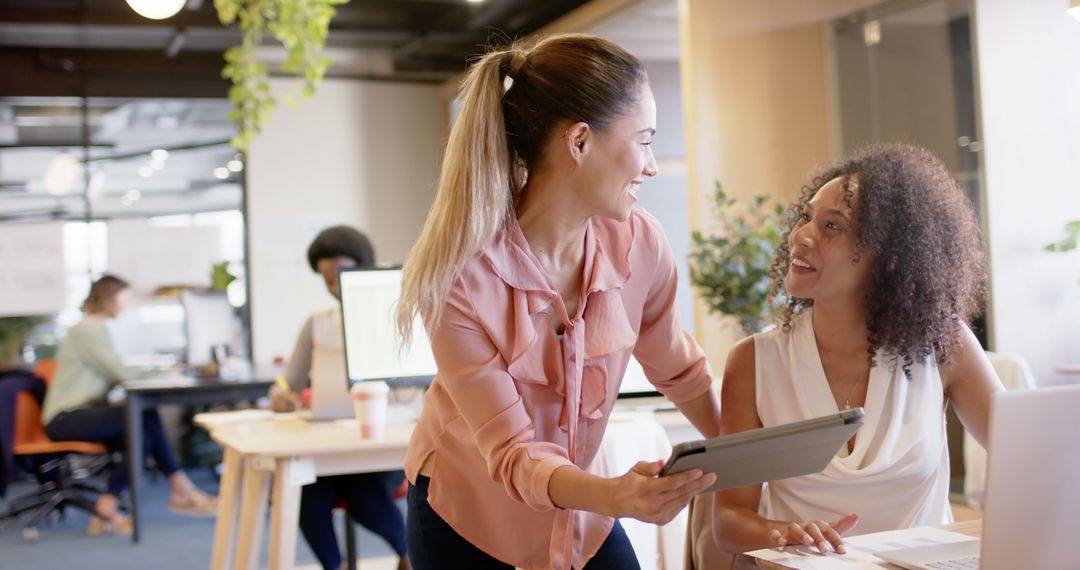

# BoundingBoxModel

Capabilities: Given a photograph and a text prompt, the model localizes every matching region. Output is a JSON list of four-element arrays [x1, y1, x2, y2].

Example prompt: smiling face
[[785, 176, 871, 304], [573, 82, 659, 221]]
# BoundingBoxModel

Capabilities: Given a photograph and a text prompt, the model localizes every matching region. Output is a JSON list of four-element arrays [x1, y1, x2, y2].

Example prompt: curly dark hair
[[768, 143, 987, 376], [307, 226, 376, 272]]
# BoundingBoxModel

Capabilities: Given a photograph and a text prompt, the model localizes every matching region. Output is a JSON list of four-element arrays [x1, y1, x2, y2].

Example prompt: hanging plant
[[215, 0, 347, 149]]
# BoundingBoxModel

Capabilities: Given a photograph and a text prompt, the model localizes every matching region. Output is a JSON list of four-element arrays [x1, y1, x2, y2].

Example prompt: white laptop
[[297, 307, 353, 421], [877, 383, 1080, 570]]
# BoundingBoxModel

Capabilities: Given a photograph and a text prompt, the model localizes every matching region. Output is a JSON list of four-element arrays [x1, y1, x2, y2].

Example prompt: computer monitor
[[618, 355, 662, 399], [180, 290, 242, 368], [339, 267, 437, 387]]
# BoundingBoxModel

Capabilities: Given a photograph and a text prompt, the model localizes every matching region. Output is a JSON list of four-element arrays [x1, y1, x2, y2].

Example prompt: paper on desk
[[745, 526, 973, 570]]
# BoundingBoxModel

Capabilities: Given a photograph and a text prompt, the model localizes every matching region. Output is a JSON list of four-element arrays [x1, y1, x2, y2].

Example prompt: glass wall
[[0, 97, 247, 367]]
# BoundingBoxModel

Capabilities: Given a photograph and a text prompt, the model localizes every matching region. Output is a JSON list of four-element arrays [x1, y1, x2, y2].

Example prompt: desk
[[204, 416, 412, 570], [749, 520, 982, 570], [123, 374, 274, 542]]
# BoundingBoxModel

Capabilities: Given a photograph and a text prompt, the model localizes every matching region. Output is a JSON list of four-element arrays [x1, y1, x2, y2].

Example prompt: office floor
[[0, 468, 401, 570]]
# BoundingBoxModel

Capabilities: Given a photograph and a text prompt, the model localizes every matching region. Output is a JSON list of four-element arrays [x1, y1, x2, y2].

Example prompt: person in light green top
[[42, 275, 217, 536]]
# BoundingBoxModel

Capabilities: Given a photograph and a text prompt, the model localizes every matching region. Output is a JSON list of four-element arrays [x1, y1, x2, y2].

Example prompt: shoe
[[86, 513, 133, 536], [169, 490, 218, 517]]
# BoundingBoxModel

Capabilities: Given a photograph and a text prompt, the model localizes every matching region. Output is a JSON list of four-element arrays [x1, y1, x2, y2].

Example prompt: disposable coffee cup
[[350, 381, 390, 439]]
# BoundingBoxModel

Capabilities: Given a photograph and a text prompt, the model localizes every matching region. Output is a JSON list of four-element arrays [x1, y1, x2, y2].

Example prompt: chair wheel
[[23, 526, 38, 543]]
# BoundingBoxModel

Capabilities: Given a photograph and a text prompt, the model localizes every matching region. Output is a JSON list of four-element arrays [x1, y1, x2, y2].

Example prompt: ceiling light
[[213, 167, 230, 180], [1070, 0, 1080, 21], [465, 0, 485, 3], [150, 158, 166, 170], [125, 189, 142, 201], [125, 0, 186, 20], [43, 153, 82, 196], [227, 159, 244, 172], [138, 165, 154, 178], [151, 149, 169, 161]]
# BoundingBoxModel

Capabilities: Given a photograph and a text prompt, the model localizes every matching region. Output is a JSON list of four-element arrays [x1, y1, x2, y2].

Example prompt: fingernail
[[819, 542, 828, 553], [804, 534, 813, 545], [838, 545, 847, 554]]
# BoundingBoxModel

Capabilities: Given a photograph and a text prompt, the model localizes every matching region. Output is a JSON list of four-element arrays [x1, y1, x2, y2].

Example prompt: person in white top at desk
[[711, 144, 1004, 556], [268, 226, 410, 570], [42, 275, 217, 536]]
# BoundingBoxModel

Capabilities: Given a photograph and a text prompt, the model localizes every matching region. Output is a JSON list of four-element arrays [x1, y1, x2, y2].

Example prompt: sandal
[[86, 513, 133, 536], [169, 490, 218, 517]]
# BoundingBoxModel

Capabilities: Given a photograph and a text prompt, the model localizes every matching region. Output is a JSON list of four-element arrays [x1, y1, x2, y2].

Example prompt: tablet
[[661, 408, 864, 494]]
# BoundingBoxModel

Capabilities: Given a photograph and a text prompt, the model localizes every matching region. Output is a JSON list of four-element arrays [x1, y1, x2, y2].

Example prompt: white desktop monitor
[[619, 355, 662, 399], [339, 267, 437, 386], [180, 290, 242, 367]]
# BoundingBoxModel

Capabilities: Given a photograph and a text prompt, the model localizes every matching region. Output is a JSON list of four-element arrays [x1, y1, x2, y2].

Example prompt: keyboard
[[926, 557, 979, 570]]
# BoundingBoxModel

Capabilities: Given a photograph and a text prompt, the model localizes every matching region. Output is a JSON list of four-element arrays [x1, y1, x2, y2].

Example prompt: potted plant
[[1045, 219, 1080, 284], [0, 315, 50, 370], [688, 183, 788, 336], [1045, 220, 1080, 253]]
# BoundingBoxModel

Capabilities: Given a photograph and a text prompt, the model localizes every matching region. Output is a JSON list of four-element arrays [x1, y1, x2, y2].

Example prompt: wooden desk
[[122, 374, 274, 542], [203, 416, 413, 570], [750, 520, 982, 570]]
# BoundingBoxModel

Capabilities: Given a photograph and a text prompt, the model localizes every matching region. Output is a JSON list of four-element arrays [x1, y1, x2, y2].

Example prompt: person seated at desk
[[711, 144, 1005, 556], [268, 226, 410, 570], [41, 275, 218, 536]]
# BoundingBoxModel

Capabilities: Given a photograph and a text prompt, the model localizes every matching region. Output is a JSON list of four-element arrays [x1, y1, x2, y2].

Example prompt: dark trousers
[[406, 475, 640, 570], [45, 405, 180, 497], [300, 471, 408, 570]]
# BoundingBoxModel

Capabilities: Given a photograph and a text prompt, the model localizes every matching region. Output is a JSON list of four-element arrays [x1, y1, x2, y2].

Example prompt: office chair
[[0, 362, 112, 542]]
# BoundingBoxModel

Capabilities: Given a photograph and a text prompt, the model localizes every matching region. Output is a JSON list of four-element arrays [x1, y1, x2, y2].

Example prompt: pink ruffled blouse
[[404, 206, 714, 569]]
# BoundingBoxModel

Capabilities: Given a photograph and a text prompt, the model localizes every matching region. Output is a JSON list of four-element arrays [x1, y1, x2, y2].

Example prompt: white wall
[[975, 0, 1080, 384], [247, 78, 441, 364]]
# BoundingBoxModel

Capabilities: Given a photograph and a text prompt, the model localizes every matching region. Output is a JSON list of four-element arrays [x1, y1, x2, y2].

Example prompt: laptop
[[298, 307, 353, 421], [877, 383, 1080, 570]]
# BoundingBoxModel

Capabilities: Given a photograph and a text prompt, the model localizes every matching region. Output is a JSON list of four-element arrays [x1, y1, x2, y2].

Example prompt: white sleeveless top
[[754, 309, 953, 535]]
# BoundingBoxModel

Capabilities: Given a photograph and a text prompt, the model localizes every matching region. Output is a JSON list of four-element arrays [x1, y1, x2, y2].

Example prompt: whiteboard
[[107, 220, 222, 293], [0, 222, 67, 317]]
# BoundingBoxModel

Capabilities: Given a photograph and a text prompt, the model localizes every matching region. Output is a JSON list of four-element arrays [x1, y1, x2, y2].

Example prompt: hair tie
[[499, 50, 526, 94]]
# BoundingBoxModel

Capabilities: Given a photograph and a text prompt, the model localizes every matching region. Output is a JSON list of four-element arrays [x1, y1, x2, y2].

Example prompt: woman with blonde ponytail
[[399, 34, 722, 570]]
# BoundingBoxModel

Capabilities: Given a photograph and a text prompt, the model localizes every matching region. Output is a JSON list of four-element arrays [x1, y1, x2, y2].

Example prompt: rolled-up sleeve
[[632, 216, 714, 404], [429, 280, 574, 512]]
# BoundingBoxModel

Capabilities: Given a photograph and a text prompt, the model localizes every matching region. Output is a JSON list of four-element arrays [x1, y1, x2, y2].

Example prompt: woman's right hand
[[609, 460, 716, 525], [767, 513, 860, 554], [268, 386, 299, 412]]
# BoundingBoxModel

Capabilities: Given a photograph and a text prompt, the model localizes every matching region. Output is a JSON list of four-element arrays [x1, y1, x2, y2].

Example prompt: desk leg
[[268, 459, 302, 570], [234, 459, 271, 570], [124, 393, 144, 543], [211, 447, 244, 570]]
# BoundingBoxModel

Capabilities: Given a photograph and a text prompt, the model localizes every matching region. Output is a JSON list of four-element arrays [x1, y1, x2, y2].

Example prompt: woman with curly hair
[[709, 143, 1004, 556]]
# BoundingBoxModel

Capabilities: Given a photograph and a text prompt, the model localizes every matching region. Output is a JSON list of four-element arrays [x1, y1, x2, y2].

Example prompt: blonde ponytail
[[396, 50, 519, 344], [396, 34, 646, 346]]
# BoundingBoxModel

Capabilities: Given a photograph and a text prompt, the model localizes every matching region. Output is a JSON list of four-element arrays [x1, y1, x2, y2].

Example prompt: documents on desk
[[745, 527, 972, 570]]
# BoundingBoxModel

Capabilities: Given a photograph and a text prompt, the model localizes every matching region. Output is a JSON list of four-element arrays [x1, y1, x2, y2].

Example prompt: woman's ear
[[564, 121, 591, 161]]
